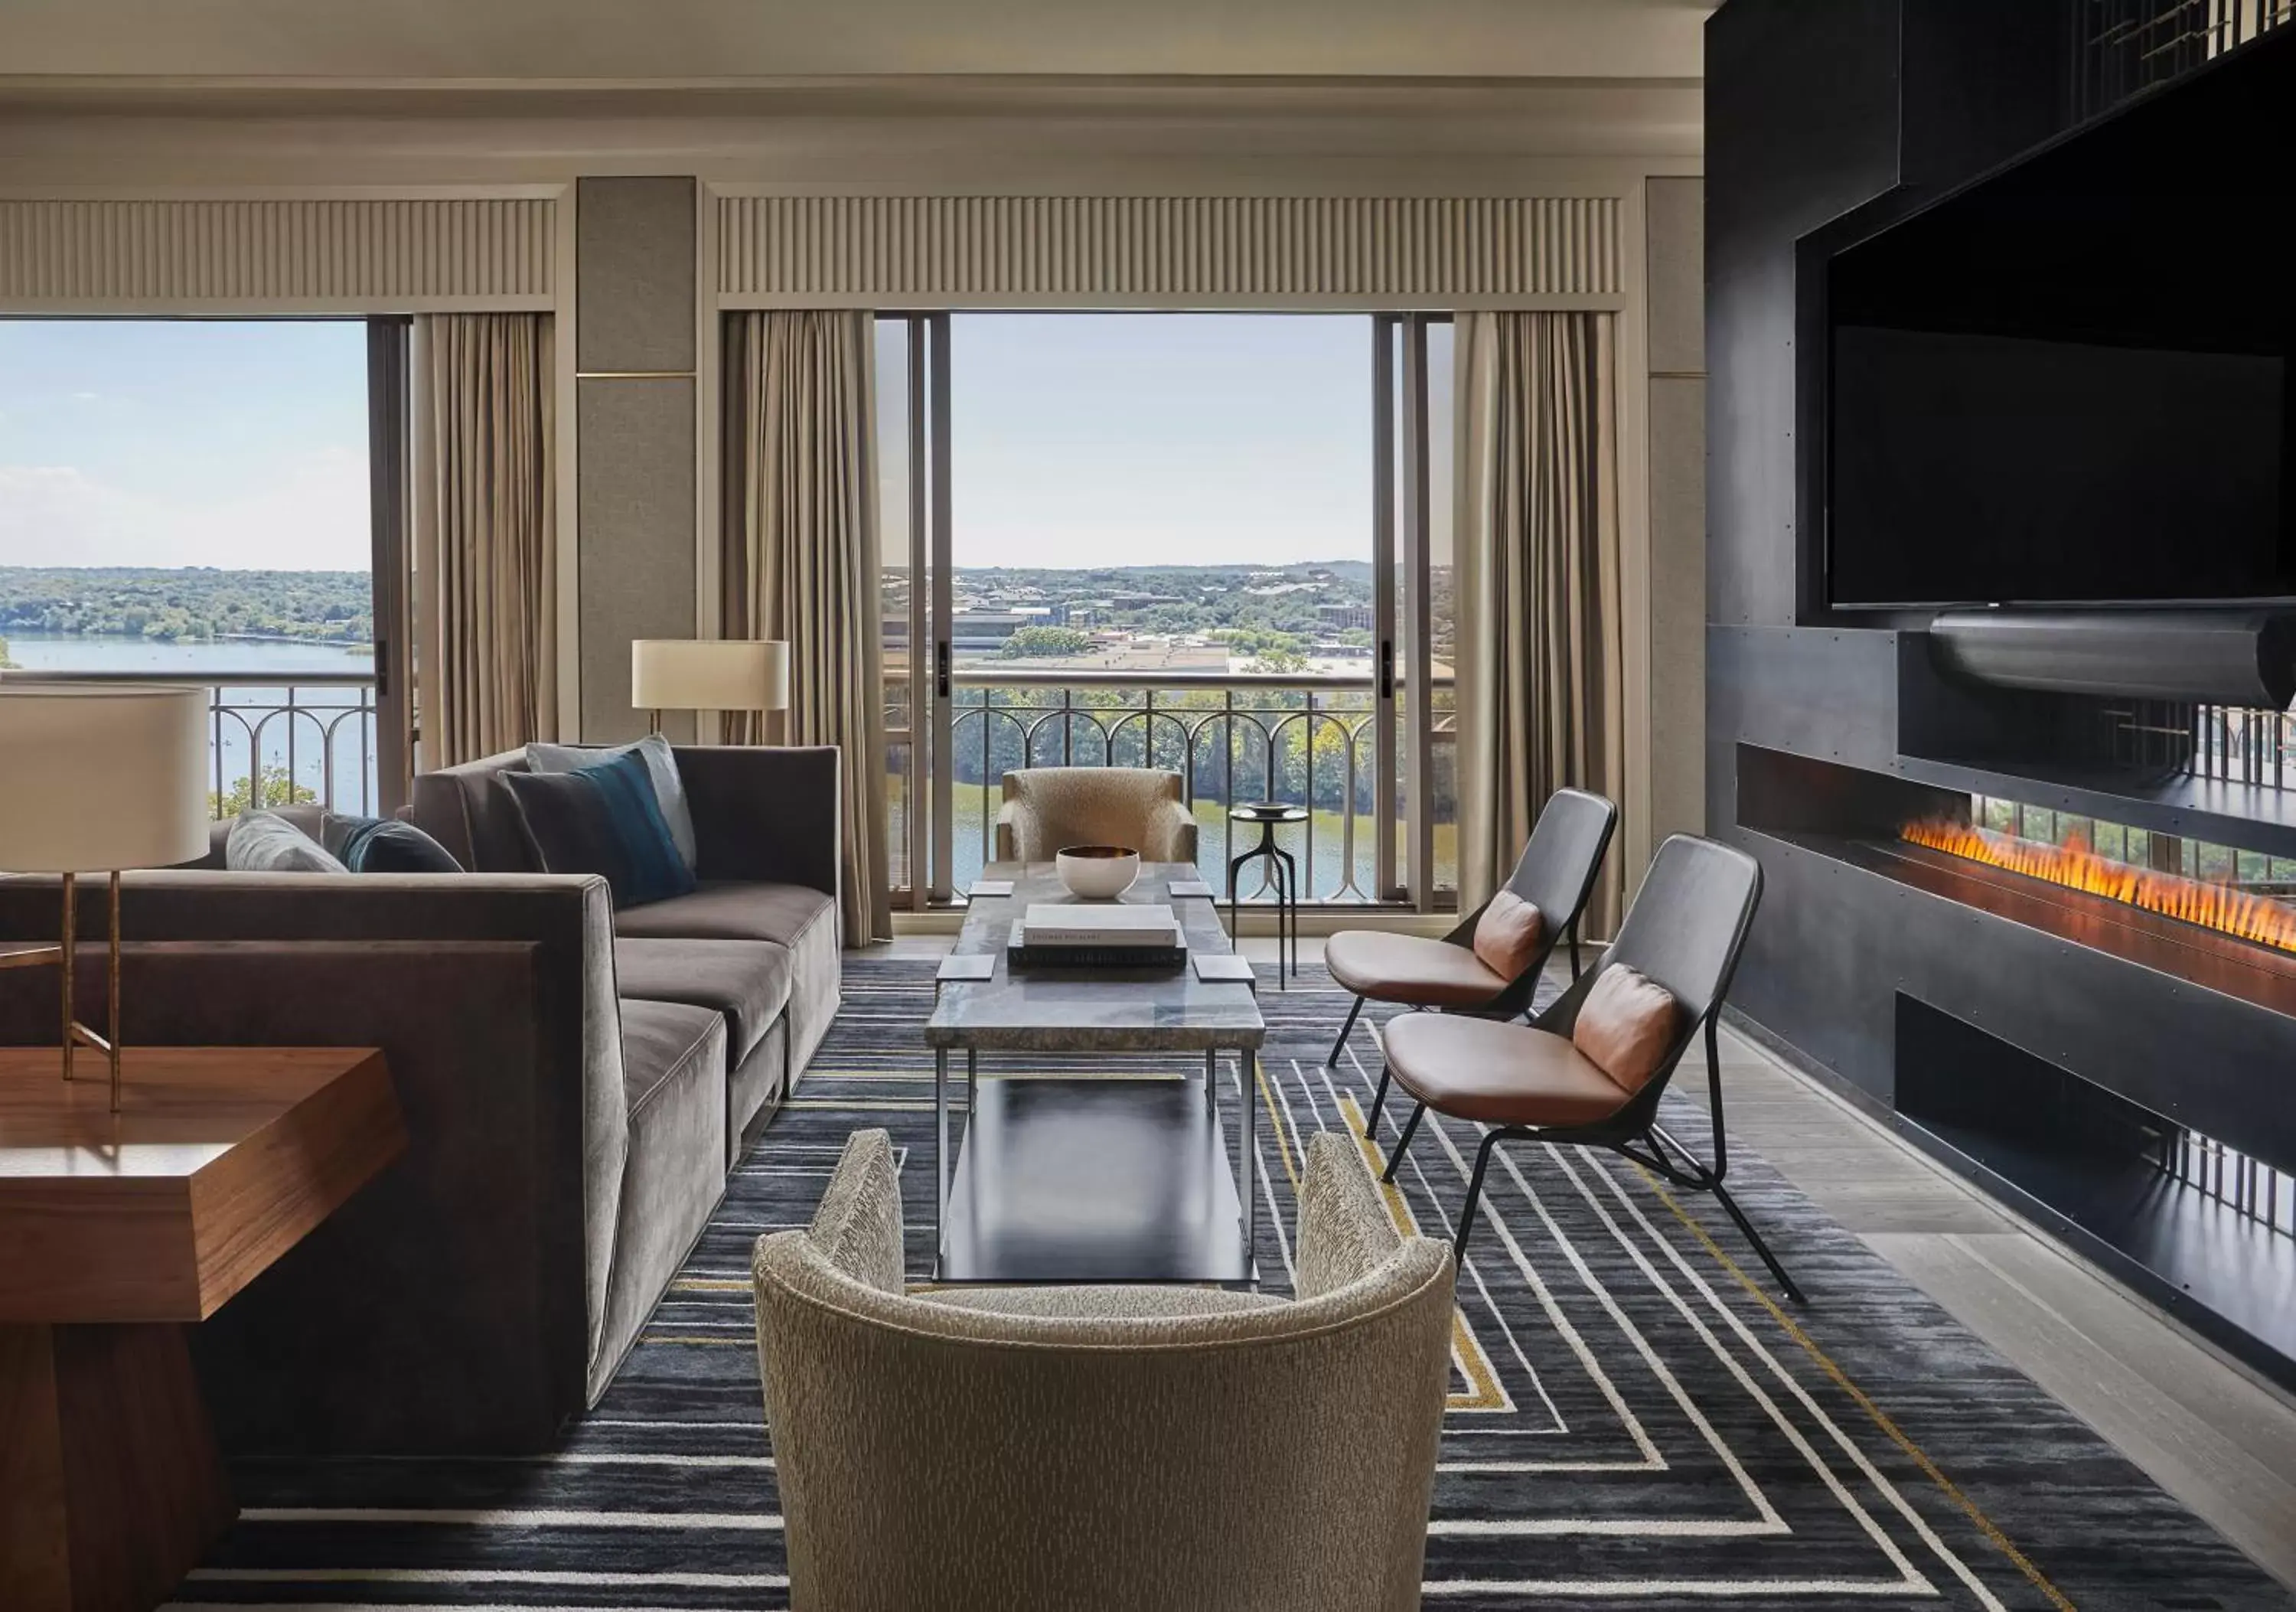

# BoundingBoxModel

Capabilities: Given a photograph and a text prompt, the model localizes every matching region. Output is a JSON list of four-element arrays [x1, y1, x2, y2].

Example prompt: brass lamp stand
[[0, 680, 212, 1118], [0, 872, 126, 1112]]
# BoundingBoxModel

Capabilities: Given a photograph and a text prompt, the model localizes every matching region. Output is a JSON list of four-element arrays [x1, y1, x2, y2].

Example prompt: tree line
[[0, 567, 373, 646]]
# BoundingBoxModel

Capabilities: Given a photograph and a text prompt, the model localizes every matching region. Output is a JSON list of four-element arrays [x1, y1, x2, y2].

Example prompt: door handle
[[1378, 638, 1394, 700], [936, 640, 951, 700]]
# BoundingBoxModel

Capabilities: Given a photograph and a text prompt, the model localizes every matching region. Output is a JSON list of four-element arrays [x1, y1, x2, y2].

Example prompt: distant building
[[1318, 602, 1375, 631]]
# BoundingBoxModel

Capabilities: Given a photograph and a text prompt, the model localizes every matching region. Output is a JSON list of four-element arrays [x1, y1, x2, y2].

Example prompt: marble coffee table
[[924, 860, 1266, 1286]]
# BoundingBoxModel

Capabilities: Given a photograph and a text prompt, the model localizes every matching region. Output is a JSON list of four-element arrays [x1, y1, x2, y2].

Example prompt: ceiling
[[0, 0, 1711, 88]]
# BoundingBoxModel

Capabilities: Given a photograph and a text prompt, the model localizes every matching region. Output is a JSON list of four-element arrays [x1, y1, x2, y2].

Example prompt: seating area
[[4, 5, 2296, 1610]]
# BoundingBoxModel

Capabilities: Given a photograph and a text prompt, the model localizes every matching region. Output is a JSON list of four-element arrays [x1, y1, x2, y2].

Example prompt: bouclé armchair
[[752, 1127, 1454, 1612], [993, 765, 1198, 863]]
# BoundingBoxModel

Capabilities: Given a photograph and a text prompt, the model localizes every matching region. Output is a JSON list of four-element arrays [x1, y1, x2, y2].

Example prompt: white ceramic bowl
[[1055, 844, 1140, 900]]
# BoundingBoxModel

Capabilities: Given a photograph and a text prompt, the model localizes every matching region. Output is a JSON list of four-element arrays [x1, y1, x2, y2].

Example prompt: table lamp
[[0, 682, 210, 1112], [631, 638, 790, 740]]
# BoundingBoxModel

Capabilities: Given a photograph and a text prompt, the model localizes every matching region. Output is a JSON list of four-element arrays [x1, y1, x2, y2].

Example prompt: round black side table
[[1227, 804, 1311, 987]]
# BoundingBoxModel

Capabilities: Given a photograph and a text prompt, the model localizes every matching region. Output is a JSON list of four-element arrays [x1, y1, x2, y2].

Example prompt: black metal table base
[[937, 1074, 1257, 1287], [1228, 824, 1300, 988]]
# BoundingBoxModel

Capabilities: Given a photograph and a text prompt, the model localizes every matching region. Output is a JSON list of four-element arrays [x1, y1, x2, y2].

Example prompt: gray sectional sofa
[[0, 744, 841, 1457]]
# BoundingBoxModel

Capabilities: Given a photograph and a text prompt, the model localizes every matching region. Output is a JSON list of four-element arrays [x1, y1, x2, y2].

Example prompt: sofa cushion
[[225, 811, 348, 873], [324, 813, 463, 874], [528, 735, 697, 873], [502, 751, 697, 909], [615, 938, 791, 1065], [613, 880, 836, 949]]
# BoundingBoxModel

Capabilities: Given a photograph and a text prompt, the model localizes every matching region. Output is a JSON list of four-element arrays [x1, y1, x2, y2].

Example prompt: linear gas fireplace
[[1734, 741, 2296, 1384], [1902, 799, 2296, 954]]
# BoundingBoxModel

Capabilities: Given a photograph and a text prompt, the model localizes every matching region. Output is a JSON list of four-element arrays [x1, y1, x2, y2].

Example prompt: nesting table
[[925, 861, 1264, 1287], [0, 1046, 403, 1612]]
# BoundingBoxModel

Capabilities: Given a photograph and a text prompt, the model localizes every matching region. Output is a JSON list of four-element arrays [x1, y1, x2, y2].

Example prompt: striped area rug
[[175, 956, 2290, 1610]]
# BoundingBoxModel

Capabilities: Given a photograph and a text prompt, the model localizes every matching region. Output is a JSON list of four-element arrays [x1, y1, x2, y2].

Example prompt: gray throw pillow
[[225, 811, 350, 873], [525, 734, 696, 871]]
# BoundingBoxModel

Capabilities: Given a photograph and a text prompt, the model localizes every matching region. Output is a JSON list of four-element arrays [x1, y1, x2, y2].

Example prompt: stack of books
[[1008, 903, 1187, 968]]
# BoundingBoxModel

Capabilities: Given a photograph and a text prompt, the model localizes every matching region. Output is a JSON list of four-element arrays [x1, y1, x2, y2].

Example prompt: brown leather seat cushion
[[1382, 1012, 1631, 1128], [1324, 931, 1508, 1007]]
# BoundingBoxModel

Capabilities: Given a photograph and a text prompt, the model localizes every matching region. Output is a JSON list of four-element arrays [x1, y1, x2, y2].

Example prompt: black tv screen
[[1827, 325, 2294, 608]]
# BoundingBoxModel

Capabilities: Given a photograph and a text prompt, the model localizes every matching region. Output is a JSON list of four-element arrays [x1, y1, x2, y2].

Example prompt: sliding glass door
[[0, 315, 409, 816], [876, 310, 1453, 911]]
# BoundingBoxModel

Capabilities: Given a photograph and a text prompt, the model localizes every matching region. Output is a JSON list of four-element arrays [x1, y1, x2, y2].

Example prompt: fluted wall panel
[[718, 194, 1621, 305], [0, 198, 556, 306]]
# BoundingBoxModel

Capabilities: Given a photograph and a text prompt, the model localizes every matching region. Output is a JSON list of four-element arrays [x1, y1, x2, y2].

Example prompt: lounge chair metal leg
[[1707, 1179, 1806, 1306], [1453, 1128, 1506, 1271], [1567, 919, 1583, 982], [1381, 1101, 1425, 1182], [1363, 1064, 1391, 1139], [1326, 994, 1365, 1067]]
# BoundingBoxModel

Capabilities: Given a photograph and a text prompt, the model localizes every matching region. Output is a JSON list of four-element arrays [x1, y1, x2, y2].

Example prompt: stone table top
[[925, 862, 1264, 1052]]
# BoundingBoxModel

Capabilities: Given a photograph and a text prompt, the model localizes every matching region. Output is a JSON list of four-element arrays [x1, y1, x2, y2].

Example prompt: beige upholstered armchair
[[993, 765, 1199, 862], [752, 1128, 1455, 1612]]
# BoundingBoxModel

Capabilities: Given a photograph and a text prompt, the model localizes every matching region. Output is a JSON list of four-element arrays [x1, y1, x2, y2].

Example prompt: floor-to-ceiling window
[[878, 310, 1455, 909], [0, 318, 405, 815]]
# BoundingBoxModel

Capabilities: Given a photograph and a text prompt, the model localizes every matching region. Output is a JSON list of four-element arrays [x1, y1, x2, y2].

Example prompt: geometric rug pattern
[[172, 956, 2292, 1610]]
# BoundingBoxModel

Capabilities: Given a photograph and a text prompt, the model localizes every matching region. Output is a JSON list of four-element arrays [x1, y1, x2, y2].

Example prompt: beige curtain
[[722, 310, 891, 945], [1455, 311, 1624, 937], [419, 312, 557, 766]]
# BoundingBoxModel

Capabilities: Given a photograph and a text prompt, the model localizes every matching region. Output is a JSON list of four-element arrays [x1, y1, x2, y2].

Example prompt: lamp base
[[0, 873, 125, 1113]]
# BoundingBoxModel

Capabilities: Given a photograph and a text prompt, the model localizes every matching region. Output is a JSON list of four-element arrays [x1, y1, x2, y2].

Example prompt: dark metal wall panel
[[1705, 0, 1904, 628], [1707, 625, 1902, 771]]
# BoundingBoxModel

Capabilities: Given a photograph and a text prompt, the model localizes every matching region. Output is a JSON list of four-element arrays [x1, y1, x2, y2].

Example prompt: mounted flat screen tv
[[1827, 326, 2294, 608], [1819, 22, 2296, 611]]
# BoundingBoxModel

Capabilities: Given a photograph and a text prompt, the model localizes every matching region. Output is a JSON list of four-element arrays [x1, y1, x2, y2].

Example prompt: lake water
[[0, 631, 371, 677], [1, 633, 380, 815]]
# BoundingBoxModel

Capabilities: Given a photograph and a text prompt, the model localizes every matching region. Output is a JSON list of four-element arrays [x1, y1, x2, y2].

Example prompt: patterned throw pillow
[[224, 811, 349, 873], [525, 735, 696, 873], [1471, 889, 1546, 979], [501, 749, 698, 909], [1571, 963, 1681, 1093], [322, 814, 463, 874]]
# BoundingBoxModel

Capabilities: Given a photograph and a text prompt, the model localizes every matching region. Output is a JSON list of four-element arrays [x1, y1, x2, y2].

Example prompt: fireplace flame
[[1901, 820, 2296, 954]]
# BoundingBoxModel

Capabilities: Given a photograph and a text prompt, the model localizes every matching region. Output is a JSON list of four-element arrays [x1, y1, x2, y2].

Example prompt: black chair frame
[[1375, 838, 1804, 1304], [1332, 788, 1619, 1112]]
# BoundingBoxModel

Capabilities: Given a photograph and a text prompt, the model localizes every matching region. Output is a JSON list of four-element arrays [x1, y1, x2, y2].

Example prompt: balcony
[[885, 667, 1456, 906], [2, 670, 382, 822]]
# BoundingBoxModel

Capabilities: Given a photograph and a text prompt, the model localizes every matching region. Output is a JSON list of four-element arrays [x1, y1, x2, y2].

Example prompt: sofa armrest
[[1292, 1131, 1404, 1301], [674, 745, 840, 897]]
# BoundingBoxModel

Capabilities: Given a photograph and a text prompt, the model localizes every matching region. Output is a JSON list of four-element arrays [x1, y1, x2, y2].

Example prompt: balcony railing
[[887, 666, 1456, 905], [1, 670, 381, 821]]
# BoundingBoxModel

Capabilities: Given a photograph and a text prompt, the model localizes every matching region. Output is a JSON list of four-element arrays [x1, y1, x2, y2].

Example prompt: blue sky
[[946, 312, 1373, 569], [0, 312, 1396, 577], [0, 318, 370, 572]]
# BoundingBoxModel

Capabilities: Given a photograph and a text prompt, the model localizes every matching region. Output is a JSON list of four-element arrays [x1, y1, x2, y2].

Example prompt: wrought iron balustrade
[[937, 666, 1456, 904], [1, 670, 381, 821]]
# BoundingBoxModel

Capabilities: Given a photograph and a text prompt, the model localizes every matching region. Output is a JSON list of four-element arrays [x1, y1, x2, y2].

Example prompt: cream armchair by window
[[752, 1128, 1454, 1612], [993, 765, 1199, 863]]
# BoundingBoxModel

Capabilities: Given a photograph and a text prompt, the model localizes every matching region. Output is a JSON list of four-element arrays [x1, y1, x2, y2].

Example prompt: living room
[[2, 3, 2294, 1609]]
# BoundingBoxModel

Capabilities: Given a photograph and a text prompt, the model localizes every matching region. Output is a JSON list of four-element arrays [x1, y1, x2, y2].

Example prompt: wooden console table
[[0, 1046, 402, 1612]]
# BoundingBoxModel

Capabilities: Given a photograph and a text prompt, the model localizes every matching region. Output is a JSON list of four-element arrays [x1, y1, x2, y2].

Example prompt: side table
[[0, 1046, 403, 1612], [1227, 803, 1311, 987]]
